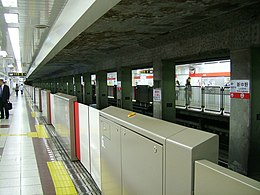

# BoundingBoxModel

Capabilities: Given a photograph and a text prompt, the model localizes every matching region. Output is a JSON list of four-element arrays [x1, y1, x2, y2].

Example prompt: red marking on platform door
[[49, 93, 51, 124], [74, 102, 80, 160]]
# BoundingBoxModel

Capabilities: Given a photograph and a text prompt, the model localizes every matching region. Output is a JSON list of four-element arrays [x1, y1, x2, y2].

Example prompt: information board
[[8, 72, 27, 77], [153, 88, 161, 102]]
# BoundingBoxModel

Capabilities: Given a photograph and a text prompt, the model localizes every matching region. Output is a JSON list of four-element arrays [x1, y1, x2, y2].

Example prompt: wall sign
[[153, 88, 161, 102], [117, 81, 122, 91], [230, 80, 250, 99]]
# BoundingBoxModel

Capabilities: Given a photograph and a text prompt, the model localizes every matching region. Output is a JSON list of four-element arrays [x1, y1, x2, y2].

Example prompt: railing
[[176, 86, 230, 115]]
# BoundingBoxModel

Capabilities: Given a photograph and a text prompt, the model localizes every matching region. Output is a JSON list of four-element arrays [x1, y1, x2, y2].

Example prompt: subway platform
[[0, 91, 100, 195]]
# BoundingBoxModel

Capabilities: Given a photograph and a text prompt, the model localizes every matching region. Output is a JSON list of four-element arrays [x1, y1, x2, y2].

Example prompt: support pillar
[[83, 73, 92, 105], [229, 48, 260, 180], [153, 59, 176, 122], [75, 75, 83, 103], [117, 67, 133, 110], [250, 47, 260, 180], [96, 71, 108, 109], [153, 60, 162, 119]]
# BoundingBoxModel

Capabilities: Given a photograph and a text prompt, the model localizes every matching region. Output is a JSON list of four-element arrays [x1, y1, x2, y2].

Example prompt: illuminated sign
[[8, 72, 27, 77]]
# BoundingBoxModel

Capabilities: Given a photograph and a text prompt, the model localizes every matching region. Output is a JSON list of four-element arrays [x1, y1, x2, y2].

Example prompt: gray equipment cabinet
[[100, 106, 219, 195]]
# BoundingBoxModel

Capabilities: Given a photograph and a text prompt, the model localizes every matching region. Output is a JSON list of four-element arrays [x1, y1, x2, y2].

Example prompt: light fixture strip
[[1, 0, 17, 7], [8, 28, 22, 72], [4, 13, 19, 23]]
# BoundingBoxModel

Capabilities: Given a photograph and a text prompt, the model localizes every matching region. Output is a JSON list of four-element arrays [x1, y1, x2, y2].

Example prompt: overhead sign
[[230, 80, 250, 99], [8, 72, 27, 77], [153, 88, 161, 102]]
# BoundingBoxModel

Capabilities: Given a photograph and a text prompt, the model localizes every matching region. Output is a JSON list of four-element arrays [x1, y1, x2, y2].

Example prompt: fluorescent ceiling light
[[4, 13, 18, 23], [8, 28, 22, 72], [1, 0, 17, 7], [0, 51, 7, 57]]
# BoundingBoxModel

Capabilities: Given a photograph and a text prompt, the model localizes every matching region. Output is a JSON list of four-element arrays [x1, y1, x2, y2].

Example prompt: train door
[[91, 74, 96, 104], [132, 68, 154, 116], [107, 72, 117, 106]]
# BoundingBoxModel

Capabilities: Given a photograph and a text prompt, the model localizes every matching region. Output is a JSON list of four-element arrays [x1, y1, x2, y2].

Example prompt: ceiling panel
[[0, 0, 68, 73]]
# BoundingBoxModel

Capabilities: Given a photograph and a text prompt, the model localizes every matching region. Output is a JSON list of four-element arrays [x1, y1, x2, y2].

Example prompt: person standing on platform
[[20, 84, 24, 95], [15, 84, 19, 96], [176, 80, 180, 100], [0, 79, 10, 119], [185, 77, 192, 106]]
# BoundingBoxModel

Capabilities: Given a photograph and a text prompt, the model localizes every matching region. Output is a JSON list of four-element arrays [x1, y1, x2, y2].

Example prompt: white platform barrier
[[50, 94, 55, 125], [25, 85, 34, 100], [41, 90, 51, 124], [35, 88, 42, 112], [78, 103, 91, 172], [75, 103, 101, 189], [195, 160, 260, 195], [89, 106, 101, 189], [52, 93, 77, 161]]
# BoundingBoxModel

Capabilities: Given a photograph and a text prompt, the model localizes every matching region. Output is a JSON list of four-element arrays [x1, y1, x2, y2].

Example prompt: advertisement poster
[[230, 80, 250, 99]]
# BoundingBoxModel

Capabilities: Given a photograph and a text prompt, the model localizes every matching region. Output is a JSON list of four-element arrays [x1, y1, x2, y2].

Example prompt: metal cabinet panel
[[100, 117, 122, 195], [121, 127, 163, 195], [165, 128, 218, 195], [195, 160, 260, 195]]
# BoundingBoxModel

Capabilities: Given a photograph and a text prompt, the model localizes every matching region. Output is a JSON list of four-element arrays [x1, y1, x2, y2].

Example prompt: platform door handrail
[[186, 86, 202, 110], [223, 87, 230, 114], [204, 86, 222, 113], [175, 86, 186, 107], [175, 85, 230, 115]]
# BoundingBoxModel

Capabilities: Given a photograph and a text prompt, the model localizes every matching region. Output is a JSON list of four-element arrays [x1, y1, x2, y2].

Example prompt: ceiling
[[28, 0, 260, 80], [1, 0, 259, 80], [0, 0, 68, 75]]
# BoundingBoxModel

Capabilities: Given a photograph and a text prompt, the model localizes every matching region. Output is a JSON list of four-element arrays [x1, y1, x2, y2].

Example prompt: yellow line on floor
[[47, 161, 77, 195], [0, 134, 27, 137], [35, 125, 49, 138], [27, 132, 38, 138]]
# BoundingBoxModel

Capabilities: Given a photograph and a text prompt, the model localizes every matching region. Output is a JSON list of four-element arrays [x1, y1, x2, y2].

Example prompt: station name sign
[[8, 72, 27, 77], [230, 80, 250, 99]]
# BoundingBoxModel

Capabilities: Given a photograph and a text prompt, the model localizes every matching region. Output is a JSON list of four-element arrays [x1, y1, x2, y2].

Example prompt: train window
[[175, 60, 230, 87], [107, 72, 117, 86], [91, 74, 96, 85], [132, 68, 153, 87]]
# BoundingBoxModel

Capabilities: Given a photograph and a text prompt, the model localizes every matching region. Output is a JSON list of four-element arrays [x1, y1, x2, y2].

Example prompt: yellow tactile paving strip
[[27, 132, 38, 138], [31, 112, 36, 118], [35, 124, 49, 138], [0, 125, 48, 139], [31, 112, 41, 118], [47, 161, 77, 195]]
